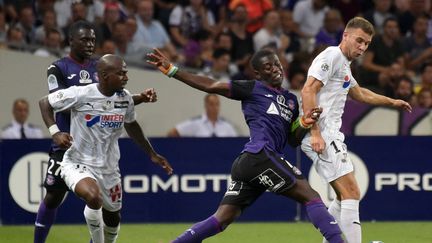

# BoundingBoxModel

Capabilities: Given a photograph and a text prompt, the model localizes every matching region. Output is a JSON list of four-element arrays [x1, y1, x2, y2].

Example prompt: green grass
[[2, 222, 432, 243]]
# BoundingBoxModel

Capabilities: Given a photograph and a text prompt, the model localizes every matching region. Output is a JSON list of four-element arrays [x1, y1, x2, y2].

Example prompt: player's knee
[[44, 190, 67, 208], [84, 190, 103, 208], [214, 206, 241, 228], [340, 187, 360, 200], [103, 210, 121, 227]]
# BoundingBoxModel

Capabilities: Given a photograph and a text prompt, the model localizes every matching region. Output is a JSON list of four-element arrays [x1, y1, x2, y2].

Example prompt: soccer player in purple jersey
[[34, 21, 158, 243], [147, 48, 345, 243]]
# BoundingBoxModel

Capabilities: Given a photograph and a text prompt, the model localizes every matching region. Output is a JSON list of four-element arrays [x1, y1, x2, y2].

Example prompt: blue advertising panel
[[0, 138, 298, 224], [1, 137, 431, 224]]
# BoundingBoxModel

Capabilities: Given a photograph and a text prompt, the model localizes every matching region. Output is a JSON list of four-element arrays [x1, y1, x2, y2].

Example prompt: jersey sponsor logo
[[114, 101, 129, 108], [266, 102, 279, 115], [343, 75, 350, 88], [85, 114, 101, 127], [276, 95, 294, 122], [79, 70, 92, 83], [85, 114, 125, 128], [47, 74, 59, 90], [67, 74, 76, 79]]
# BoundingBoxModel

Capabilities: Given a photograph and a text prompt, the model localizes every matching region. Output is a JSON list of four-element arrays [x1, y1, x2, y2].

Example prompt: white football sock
[[341, 199, 361, 243], [104, 224, 120, 243], [84, 206, 103, 243]]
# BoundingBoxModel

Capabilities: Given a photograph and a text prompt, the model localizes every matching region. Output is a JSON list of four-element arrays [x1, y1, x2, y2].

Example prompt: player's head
[[97, 54, 129, 93], [341, 17, 374, 60], [69, 20, 96, 61], [204, 94, 220, 121], [250, 48, 284, 87], [12, 98, 29, 124]]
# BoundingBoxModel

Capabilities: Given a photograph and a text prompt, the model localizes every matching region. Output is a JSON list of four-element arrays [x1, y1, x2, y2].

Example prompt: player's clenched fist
[[52, 132, 73, 149]]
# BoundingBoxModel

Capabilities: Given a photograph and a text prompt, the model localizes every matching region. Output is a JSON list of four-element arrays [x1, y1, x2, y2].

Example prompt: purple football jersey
[[230, 80, 299, 156], [46, 56, 98, 151]]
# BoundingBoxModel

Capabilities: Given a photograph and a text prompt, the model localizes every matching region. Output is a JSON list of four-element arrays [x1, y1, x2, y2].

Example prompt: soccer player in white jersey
[[301, 17, 412, 243], [39, 54, 173, 243]]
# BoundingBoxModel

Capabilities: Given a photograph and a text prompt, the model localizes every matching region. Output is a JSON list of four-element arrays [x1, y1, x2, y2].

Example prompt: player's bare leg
[[75, 178, 104, 243], [102, 209, 121, 243], [282, 179, 345, 243], [34, 190, 67, 243], [171, 204, 241, 243], [327, 172, 361, 243]]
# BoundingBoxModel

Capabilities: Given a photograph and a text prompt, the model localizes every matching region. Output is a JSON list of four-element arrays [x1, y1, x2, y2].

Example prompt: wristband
[[300, 116, 313, 129], [167, 65, 178, 78], [48, 124, 60, 136]]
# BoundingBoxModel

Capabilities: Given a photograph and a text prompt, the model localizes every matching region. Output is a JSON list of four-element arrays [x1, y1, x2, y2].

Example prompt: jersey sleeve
[[124, 91, 136, 123], [307, 51, 334, 86], [47, 64, 67, 93], [47, 86, 82, 112], [229, 80, 255, 100], [350, 75, 358, 88]]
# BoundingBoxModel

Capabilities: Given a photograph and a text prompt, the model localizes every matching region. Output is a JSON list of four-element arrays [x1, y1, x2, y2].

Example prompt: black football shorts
[[220, 149, 304, 209], [43, 150, 69, 191]]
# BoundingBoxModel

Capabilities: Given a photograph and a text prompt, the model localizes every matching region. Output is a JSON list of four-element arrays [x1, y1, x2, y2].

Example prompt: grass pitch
[[1, 222, 431, 243]]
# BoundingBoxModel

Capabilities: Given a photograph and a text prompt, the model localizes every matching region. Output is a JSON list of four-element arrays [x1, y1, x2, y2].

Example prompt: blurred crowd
[[1, 0, 432, 109]]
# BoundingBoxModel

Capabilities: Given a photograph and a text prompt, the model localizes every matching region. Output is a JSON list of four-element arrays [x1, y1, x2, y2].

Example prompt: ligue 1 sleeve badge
[[321, 63, 329, 72]]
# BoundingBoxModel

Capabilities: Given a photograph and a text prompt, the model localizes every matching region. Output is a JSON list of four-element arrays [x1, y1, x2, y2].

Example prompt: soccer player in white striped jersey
[[301, 17, 412, 243], [39, 54, 173, 243]]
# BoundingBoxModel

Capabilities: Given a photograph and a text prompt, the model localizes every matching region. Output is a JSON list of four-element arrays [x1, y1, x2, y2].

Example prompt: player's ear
[[254, 70, 260, 80]]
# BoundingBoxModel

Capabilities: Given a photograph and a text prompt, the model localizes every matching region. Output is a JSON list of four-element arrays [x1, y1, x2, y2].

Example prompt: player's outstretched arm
[[146, 48, 231, 97], [124, 121, 173, 175], [132, 88, 158, 105], [39, 96, 73, 149], [287, 107, 322, 147], [349, 86, 412, 112], [301, 76, 326, 153]]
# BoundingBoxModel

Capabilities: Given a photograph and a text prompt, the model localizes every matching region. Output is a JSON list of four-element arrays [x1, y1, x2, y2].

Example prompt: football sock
[[171, 215, 223, 243], [305, 198, 344, 243], [341, 199, 361, 243], [84, 206, 103, 243], [34, 201, 57, 243], [104, 224, 120, 243], [323, 199, 342, 243]]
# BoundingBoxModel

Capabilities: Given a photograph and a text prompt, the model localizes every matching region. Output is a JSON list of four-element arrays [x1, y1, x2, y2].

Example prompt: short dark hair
[[250, 49, 276, 70], [13, 98, 28, 108], [346, 17, 375, 36], [212, 48, 230, 59], [69, 20, 94, 38]]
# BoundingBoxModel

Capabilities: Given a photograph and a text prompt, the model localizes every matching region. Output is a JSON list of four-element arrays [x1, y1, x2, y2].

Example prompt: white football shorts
[[61, 162, 122, 212], [301, 135, 353, 183]]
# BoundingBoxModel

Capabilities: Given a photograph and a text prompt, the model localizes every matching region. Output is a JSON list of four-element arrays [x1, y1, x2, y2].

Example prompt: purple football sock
[[34, 201, 57, 243], [171, 216, 222, 243], [305, 198, 345, 243]]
